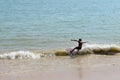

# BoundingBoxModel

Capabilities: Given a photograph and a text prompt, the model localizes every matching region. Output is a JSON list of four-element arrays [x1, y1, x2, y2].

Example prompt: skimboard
[[66, 48, 77, 57]]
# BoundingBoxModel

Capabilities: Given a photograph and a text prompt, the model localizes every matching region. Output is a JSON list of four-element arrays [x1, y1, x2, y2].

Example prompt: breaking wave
[[79, 44, 120, 55], [0, 51, 55, 59], [0, 44, 120, 59]]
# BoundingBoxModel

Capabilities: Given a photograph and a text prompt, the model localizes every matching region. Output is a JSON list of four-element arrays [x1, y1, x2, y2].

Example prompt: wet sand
[[1, 68, 120, 80], [1, 54, 120, 80]]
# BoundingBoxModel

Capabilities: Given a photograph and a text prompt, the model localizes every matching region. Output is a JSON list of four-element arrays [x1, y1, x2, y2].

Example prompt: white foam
[[0, 50, 56, 59], [0, 51, 41, 59]]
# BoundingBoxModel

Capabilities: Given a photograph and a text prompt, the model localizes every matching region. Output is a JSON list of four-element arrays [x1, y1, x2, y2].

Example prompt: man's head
[[79, 38, 82, 41]]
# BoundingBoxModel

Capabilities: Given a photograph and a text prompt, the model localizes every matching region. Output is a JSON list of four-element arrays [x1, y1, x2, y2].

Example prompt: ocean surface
[[0, 0, 120, 54]]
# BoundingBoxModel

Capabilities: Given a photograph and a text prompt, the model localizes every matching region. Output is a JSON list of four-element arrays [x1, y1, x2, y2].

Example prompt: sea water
[[0, 0, 120, 54]]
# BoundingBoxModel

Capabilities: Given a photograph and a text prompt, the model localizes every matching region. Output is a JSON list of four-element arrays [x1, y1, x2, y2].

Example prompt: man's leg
[[70, 47, 77, 53]]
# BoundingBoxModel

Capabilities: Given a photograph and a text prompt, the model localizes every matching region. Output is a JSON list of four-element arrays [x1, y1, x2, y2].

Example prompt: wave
[[0, 44, 120, 59], [79, 44, 120, 55], [0, 51, 55, 59]]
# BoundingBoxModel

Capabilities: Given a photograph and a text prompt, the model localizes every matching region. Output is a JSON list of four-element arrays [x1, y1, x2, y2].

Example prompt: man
[[70, 38, 87, 55]]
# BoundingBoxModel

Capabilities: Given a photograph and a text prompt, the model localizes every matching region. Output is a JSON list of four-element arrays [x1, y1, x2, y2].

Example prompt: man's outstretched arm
[[71, 39, 78, 42]]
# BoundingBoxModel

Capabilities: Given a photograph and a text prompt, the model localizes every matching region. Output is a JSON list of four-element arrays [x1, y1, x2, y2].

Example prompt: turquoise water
[[0, 0, 120, 52]]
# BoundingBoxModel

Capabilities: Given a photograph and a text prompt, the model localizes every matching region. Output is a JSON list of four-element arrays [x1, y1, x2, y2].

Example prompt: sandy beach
[[1, 68, 120, 80], [1, 54, 120, 80]]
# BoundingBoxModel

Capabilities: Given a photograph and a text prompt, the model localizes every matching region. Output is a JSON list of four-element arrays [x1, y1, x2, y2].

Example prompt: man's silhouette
[[70, 39, 87, 55]]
